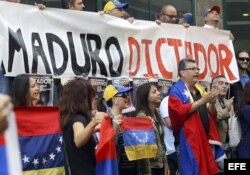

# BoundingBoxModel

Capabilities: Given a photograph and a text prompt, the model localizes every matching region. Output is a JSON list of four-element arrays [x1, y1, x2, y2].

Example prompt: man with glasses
[[158, 4, 177, 24], [230, 50, 250, 110], [211, 75, 234, 159], [168, 58, 224, 175]]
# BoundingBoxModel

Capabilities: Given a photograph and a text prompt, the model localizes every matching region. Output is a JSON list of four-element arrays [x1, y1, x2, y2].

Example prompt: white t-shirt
[[203, 24, 216, 28], [159, 96, 176, 155]]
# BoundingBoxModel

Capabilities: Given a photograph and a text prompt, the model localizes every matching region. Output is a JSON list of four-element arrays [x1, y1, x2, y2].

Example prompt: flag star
[[183, 89, 190, 100], [42, 158, 47, 165], [49, 153, 56, 160], [56, 146, 61, 153], [23, 155, 30, 163], [59, 136, 63, 144], [32, 158, 39, 166]]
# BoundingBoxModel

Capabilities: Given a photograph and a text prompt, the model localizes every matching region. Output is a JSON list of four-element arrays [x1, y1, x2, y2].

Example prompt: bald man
[[159, 4, 177, 24]]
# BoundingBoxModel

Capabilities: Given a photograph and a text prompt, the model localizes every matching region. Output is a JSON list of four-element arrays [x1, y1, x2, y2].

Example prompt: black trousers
[[167, 152, 179, 175], [119, 167, 138, 175], [151, 168, 164, 175]]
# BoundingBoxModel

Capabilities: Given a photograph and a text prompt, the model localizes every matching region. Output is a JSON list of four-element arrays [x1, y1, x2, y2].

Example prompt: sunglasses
[[115, 93, 129, 98], [237, 57, 250, 62], [161, 12, 177, 19]]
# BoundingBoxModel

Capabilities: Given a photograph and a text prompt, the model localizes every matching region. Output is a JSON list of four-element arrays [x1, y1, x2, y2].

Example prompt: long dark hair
[[60, 78, 95, 130], [135, 82, 164, 125], [136, 83, 153, 116], [236, 80, 250, 117], [11, 74, 31, 106]]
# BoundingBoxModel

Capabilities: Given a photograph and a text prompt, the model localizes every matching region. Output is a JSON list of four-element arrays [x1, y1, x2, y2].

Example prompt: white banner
[[0, 1, 239, 82]]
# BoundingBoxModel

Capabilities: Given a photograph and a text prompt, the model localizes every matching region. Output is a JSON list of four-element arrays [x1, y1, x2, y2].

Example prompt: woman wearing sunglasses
[[102, 85, 138, 175]]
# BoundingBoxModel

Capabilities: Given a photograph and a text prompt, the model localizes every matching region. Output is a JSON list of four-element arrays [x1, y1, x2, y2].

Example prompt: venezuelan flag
[[120, 117, 157, 161], [14, 106, 65, 175], [95, 117, 118, 175], [169, 79, 220, 175]]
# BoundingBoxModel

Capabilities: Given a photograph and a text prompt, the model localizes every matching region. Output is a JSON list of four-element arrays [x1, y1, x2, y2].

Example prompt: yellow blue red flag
[[120, 117, 157, 161], [95, 117, 118, 175], [14, 106, 65, 175], [169, 79, 223, 175]]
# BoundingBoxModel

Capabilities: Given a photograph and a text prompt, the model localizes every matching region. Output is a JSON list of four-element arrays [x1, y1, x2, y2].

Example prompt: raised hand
[[225, 96, 234, 112]]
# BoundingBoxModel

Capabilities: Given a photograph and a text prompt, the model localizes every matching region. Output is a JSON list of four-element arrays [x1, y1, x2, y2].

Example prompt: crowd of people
[[1, 0, 250, 175]]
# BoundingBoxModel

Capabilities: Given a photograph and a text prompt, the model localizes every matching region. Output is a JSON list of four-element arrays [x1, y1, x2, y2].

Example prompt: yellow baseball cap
[[104, 0, 128, 13], [103, 85, 133, 102]]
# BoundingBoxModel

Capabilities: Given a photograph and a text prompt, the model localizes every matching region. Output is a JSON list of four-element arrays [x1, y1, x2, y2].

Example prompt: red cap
[[204, 5, 221, 16], [209, 5, 220, 14]]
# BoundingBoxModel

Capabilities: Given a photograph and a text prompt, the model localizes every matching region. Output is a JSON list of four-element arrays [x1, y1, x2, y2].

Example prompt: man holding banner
[[204, 5, 221, 29], [159, 4, 177, 24], [103, 0, 134, 23], [62, 0, 85, 11], [204, 4, 234, 40]]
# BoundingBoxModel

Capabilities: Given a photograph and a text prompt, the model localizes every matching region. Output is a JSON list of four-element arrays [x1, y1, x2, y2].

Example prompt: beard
[[237, 62, 249, 70]]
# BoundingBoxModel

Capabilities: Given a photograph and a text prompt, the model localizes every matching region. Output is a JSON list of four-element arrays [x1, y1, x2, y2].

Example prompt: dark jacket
[[136, 111, 168, 174], [230, 69, 250, 111], [237, 105, 250, 158]]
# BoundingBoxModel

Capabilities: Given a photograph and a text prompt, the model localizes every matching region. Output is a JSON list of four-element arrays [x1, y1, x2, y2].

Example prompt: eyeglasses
[[115, 93, 129, 98], [161, 12, 177, 19], [183, 67, 200, 71], [237, 57, 250, 62]]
